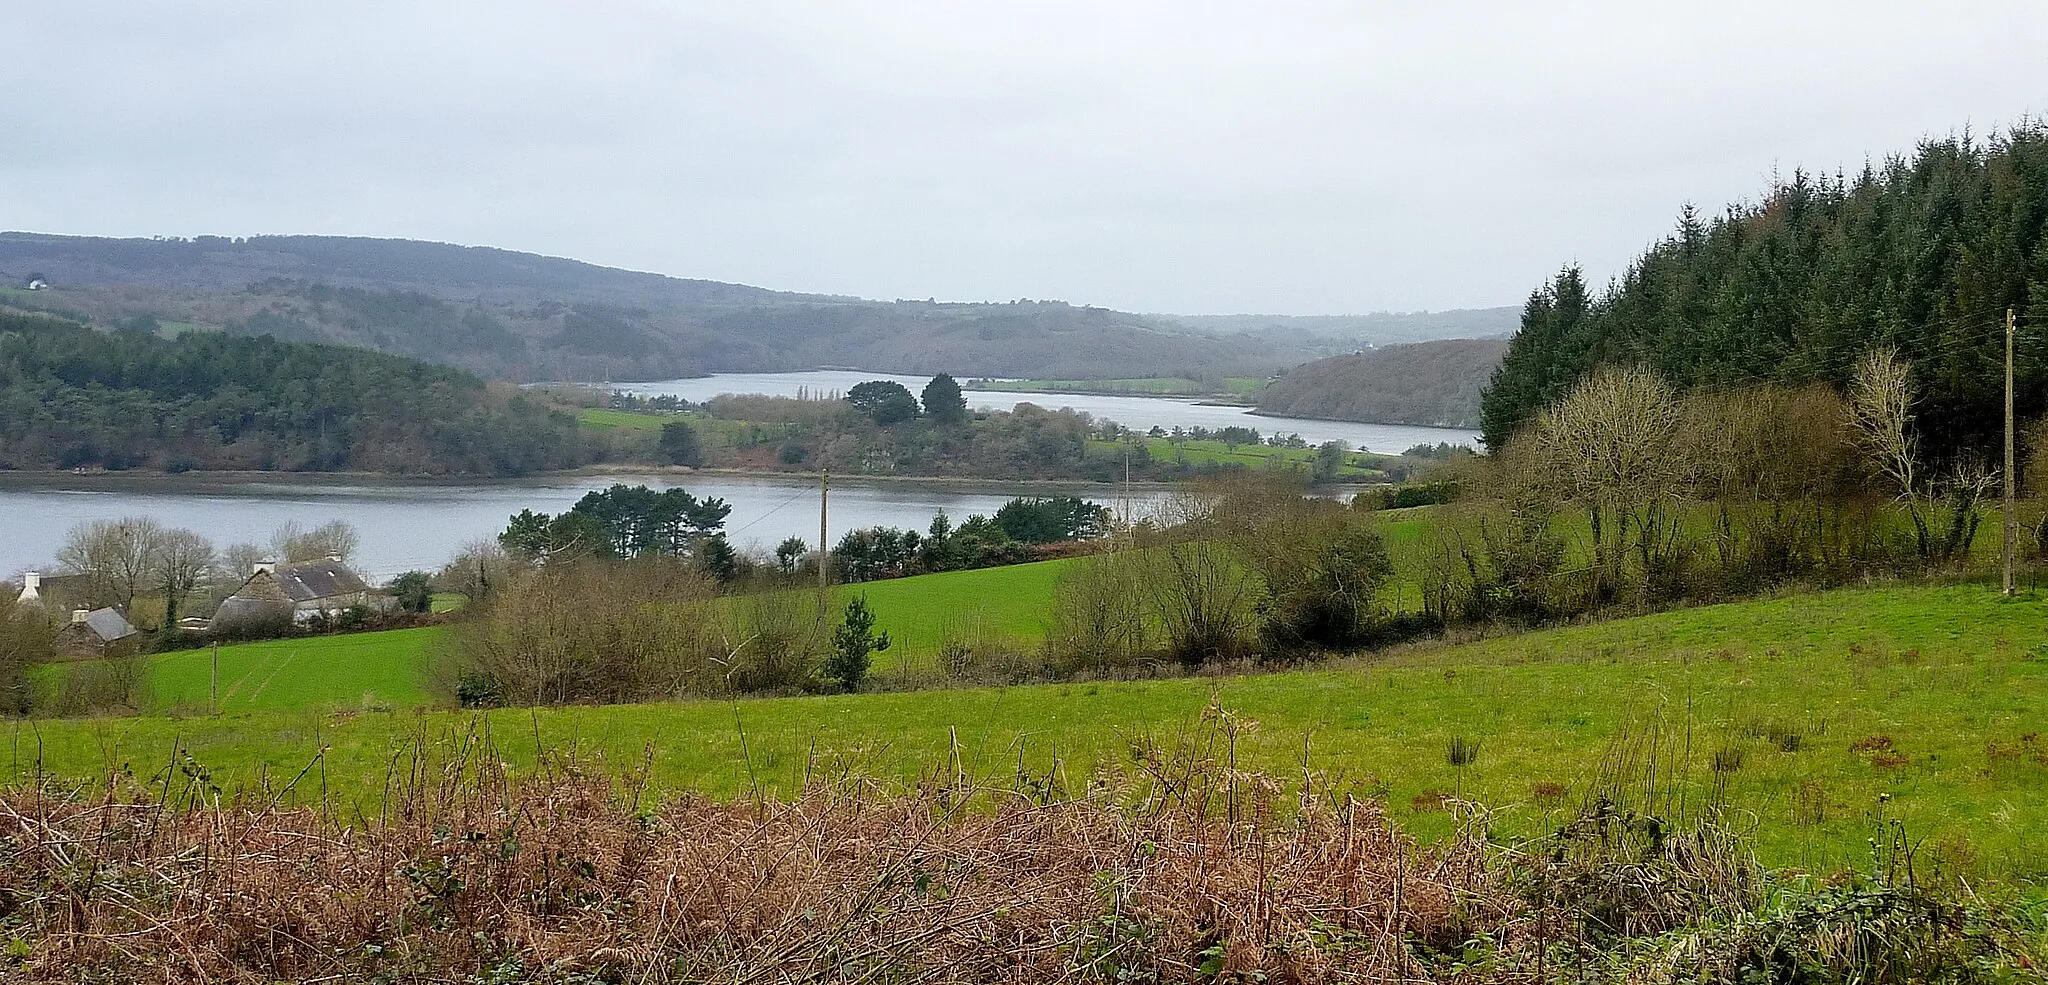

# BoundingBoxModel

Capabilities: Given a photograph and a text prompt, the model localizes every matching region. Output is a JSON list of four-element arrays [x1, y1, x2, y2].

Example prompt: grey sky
[[6, 1, 2044, 314]]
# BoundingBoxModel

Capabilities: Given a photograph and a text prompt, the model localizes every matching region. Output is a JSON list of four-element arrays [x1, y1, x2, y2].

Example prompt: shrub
[[825, 595, 891, 693]]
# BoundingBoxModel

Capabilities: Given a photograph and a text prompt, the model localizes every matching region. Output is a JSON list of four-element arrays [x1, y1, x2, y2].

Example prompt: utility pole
[[210, 640, 220, 716], [2004, 306, 2017, 597]]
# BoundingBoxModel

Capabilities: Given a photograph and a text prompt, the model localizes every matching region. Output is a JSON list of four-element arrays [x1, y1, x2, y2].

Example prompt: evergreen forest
[[0, 310, 590, 475], [1482, 123, 2048, 461]]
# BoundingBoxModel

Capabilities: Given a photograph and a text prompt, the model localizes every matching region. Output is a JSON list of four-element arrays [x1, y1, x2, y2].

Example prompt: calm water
[[615, 371, 1480, 453], [3, 372, 1458, 584], [0, 473, 1168, 584]]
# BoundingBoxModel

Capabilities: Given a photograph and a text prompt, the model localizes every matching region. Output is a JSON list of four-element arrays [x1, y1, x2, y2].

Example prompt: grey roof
[[264, 560, 371, 602], [211, 595, 294, 632], [81, 607, 137, 642]]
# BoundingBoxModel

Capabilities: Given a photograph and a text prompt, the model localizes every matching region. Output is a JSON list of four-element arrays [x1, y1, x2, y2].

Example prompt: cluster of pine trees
[[0, 310, 591, 475], [1482, 123, 2048, 461]]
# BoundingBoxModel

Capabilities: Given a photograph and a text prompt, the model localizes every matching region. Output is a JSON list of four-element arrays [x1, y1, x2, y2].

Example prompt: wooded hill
[[0, 309, 590, 475], [0, 233, 1322, 384], [1253, 338, 1507, 428], [1480, 123, 2048, 457]]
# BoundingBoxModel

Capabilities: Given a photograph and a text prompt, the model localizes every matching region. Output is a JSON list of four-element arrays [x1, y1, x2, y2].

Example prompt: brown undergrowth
[[0, 708, 2037, 983]]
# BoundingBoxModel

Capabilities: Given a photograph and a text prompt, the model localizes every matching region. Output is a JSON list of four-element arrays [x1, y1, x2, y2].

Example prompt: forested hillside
[[0, 309, 589, 474], [0, 234, 1316, 383], [1481, 124, 2048, 456], [1254, 338, 1507, 428], [1168, 307, 1518, 345]]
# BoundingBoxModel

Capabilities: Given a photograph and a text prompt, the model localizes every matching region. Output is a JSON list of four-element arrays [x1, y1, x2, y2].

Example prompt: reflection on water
[[0, 472, 1170, 583], [616, 371, 1480, 453]]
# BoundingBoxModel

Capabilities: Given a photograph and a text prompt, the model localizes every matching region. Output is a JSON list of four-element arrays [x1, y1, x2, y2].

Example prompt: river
[[614, 371, 1479, 453], [0, 472, 1172, 584], [3, 372, 1474, 584]]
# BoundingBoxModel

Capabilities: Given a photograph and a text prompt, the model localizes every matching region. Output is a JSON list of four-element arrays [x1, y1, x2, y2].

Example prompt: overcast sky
[[5, 2, 2045, 315]]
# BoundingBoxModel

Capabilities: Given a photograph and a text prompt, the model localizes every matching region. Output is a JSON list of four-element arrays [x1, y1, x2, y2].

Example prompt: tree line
[[0, 309, 591, 475], [1482, 122, 2048, 465]]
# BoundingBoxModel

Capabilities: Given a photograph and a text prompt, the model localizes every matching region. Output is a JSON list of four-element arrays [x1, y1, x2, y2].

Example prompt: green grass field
[[834, 558, 1077, 666], [1093, 436, 1383, 478], [31, 629, 442, 715], [15, 583, 2047, 884], [32, 561, 1083, 716], [576, 407, 671, 432]]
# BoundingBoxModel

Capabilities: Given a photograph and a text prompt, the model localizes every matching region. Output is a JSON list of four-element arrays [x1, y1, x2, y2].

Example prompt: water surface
[[616, 371, 1479, 453], [0, 472, 1163, 583]]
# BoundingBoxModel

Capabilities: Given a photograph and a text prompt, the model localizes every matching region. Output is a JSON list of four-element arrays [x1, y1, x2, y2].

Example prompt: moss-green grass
[[832, 558, 1076, 665], [36, 562, 1082, 717], [1093, 436, 1382, 479], [576, 407, 670, 432], [15, 584, 2047, 885], [28, 629, 442, 716]]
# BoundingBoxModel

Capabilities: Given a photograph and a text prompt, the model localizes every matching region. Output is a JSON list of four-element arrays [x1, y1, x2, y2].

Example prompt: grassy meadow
[[16, 582, 2048, 884], [1091, 435, 1383, 478], [968, 376, 1268, 398], [31, 560, 1084, 716]]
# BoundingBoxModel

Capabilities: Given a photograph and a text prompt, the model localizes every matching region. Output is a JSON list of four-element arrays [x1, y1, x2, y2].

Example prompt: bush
[[825, 596, 891, 692], [390, 571, 434, 613], [440, 557, 721, 706]]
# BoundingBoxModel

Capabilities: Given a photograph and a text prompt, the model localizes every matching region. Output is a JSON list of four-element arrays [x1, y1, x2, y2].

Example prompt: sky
[[5, 1, 2046, 315]]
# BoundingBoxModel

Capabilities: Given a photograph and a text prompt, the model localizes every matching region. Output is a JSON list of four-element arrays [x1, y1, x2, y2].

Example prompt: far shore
[[0, 466, 1381, 494]]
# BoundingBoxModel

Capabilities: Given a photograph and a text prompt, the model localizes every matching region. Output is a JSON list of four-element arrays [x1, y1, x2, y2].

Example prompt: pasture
[[17, 582, 2047, 883]]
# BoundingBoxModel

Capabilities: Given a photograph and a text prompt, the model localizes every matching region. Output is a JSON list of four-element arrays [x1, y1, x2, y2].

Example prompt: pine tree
[[826, 595, 891, 692], [922, 373, 969, 423]]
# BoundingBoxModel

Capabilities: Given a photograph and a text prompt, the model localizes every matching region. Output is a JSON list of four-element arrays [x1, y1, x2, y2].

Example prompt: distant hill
[[1255, 338, 1508, 429], [0, 233, 1321, 384], [1164, 308, 1519, 346], [0, 308, 589, 475]]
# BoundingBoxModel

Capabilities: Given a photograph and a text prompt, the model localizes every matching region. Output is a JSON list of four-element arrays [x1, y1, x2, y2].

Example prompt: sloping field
[[16, 583, 2047, 882]]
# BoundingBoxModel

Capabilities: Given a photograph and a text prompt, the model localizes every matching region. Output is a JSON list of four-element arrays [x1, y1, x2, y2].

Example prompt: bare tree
[[1135, 491, 1259, 667], [1846, 347, 1988, 563], [1533, 366, 1688, 587], [1847, 346, 1920, 499], [56, 517, 165, 611], [435, 538, 521, 606], [155, 529, 216, 627], [272, 520, 361, 564], [1046, 549, 1151, 673], [1683, 384, 1855, 577]]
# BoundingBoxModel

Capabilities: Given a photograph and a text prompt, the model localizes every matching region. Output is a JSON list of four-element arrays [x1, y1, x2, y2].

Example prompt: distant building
[[25, 278, 47, 291], [57, 607, 140, 659], [210, 557, 390, 636], [12, 571, 93, 613]]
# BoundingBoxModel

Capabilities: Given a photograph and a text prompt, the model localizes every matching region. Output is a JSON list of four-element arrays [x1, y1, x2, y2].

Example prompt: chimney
[[15, 571, 38, 603], [254, 560, 276, 576], [71, 609, 89, 624]]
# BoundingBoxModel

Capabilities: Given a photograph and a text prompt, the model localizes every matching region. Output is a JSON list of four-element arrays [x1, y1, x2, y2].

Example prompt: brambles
[[6, 720, 2035, 983]]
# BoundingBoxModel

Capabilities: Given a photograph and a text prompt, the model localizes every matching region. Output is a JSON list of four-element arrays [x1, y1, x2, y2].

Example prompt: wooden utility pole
[[2004, 307, 2017, 597], [818, 467, 830, 593]]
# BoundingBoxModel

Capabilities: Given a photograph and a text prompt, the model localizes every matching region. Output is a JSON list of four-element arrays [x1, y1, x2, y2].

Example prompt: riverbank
[[1245, 406, 1479, 431], [0, 465, 1351, 494]]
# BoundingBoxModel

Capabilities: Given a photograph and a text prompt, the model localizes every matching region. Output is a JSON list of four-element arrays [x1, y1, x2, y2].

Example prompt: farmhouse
[[210, 558, 390, 636], [56, 607, 140, 658], [13, 571, 98, 614]]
